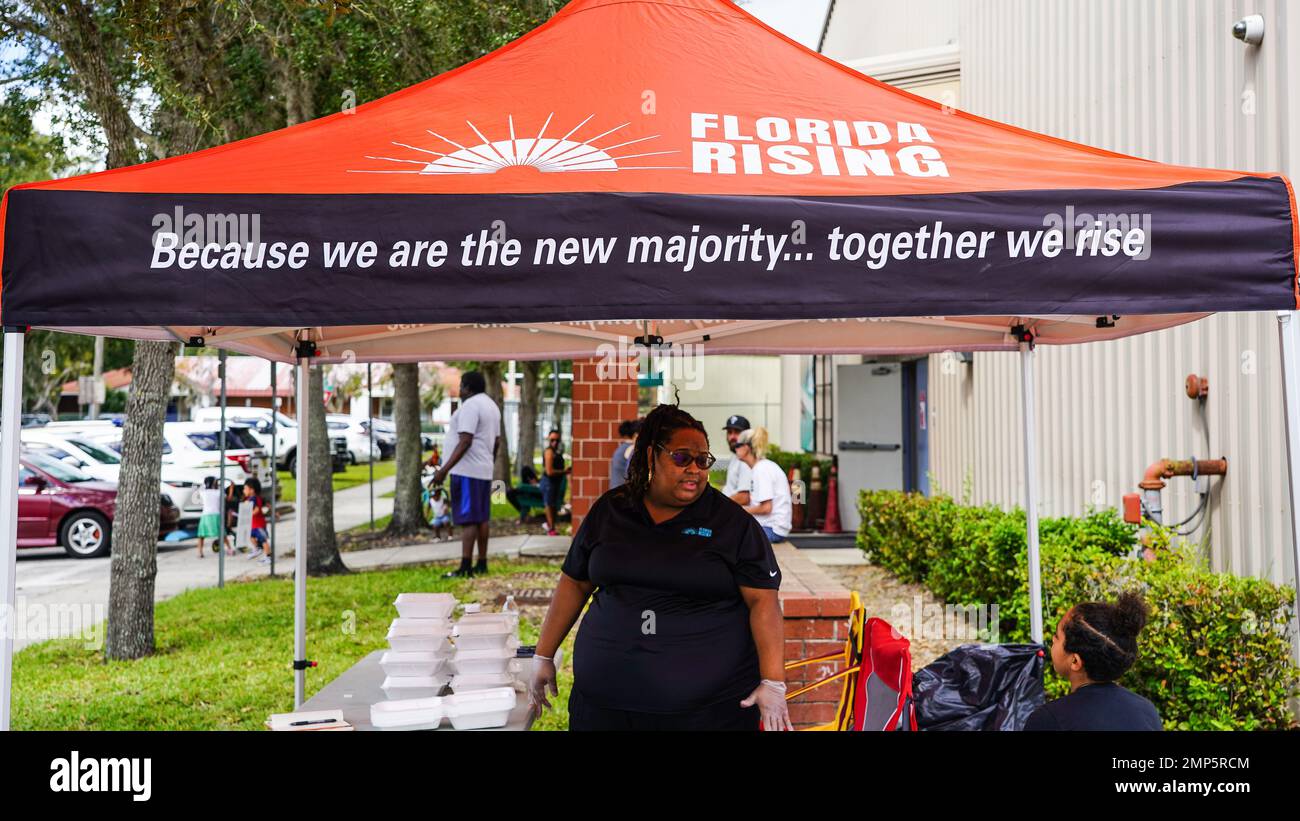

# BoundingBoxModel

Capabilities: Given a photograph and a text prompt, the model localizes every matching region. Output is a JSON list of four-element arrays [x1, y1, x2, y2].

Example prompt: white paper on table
[[266, 709, 352, 731]]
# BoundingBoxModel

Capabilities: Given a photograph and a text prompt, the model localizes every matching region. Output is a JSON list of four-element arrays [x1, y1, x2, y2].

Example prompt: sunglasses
[[656, 445, 716, 470]]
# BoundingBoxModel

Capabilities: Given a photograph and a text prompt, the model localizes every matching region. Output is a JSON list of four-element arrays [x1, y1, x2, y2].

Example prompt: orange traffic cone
[[821, 464, 842, 533]]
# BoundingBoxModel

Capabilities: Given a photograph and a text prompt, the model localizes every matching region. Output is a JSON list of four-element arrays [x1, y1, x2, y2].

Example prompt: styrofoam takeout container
[[394, 593, 457, 620], [456, 611, 519, 630], [370, 696, 444, 731], [450, 647, 516, 675], [386, 618, 453, 653], [443, 687, 516, 730], [380, 651, 448, 678], [450, 672, 516, 692], [382, 674, 449, 700], [451, 621, 519, 650]]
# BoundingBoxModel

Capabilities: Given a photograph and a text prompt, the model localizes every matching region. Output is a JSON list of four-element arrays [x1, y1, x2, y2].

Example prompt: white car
[[161, 421, 274, 488], [18, 429, 210, 524], [191, 407, 300, 470], [191, 406, 351, 474], [327, 414, 383, 465], [80, 421, 267, 492]]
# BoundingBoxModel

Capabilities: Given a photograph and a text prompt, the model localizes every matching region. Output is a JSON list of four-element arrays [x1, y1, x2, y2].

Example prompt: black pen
[[289, 717, 338, 727]]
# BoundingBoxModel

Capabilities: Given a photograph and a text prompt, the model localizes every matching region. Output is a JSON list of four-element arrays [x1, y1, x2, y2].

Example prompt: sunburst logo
[[350, 114, 682, 175]]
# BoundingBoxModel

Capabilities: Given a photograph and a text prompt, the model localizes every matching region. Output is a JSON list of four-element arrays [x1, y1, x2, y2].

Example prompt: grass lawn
[[11, 559, 575, 730]]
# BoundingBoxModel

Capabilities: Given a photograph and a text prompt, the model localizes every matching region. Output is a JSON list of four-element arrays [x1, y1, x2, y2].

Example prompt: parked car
[[165, 421, 275, 487], [19, 429, 207, 525], [326, 414, 383, 465], [357, 418, 396, 459], [191, 406, 349, 474], [18, 450, 180, 558], [79, 421, 262, 491]]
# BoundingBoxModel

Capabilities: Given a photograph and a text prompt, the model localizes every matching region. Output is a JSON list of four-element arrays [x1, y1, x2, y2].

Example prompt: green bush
[[857, 490, 1299, 730]]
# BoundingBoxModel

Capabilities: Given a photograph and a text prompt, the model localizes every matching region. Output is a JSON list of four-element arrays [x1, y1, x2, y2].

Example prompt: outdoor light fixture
[[1232, 14, 1264, 46]]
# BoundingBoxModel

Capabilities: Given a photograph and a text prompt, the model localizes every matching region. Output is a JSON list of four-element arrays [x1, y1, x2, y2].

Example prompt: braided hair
[[624, 402, 707, 499], [1061, 590, 1149, 682]]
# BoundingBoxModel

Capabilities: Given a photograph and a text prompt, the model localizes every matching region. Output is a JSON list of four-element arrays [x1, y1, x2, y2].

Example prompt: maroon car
[[18, 450, 179, 559]]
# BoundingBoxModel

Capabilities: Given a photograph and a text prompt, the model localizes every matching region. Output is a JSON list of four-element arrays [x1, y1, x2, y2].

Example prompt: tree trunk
[[104, 341, 176, 660], [517, 361, 542, 480], [481, 361, 511, 482], [306, 364, 347, 575], [387, 362, 426, 536]]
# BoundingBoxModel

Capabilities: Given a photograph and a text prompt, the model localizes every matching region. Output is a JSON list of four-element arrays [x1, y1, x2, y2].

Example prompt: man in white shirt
[[431, 370, 501, 577], [720, 414, 753, 504]]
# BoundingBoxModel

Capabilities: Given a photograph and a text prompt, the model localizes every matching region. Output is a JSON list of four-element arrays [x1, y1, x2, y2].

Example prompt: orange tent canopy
[[0, 0, 1294, 361]]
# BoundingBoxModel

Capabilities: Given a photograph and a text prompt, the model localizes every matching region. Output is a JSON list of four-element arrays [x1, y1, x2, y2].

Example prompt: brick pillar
[[570, 356, 639, 531]]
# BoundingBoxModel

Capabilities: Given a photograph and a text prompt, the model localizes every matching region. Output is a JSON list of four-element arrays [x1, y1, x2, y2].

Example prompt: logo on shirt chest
[[680, 527, 712, 538]]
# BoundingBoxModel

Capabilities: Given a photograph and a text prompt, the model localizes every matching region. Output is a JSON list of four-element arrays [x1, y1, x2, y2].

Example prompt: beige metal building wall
[[820, 0, 959, 62], [927, 0, 1298, 584]]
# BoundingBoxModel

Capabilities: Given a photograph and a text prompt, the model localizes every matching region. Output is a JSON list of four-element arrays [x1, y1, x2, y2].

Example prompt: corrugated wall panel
[[820, 0, 960, 63], [929, 1, 1296, 584]]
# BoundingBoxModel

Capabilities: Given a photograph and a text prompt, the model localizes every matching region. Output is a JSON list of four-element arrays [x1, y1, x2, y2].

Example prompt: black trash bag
[[912, 643, 1046, 731]]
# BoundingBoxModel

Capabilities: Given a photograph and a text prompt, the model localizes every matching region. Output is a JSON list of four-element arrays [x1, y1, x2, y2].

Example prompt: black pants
[[568, 687, 760, 731]]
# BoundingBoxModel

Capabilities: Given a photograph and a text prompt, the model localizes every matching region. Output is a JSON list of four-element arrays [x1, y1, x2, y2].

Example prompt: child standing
[[243, 478, 272, 564], [429, 484, 451, 541], [196, 476, 231, 558]]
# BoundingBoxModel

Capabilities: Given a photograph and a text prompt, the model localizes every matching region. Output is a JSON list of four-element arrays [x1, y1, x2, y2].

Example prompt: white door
[[835, 362, 904, 532]]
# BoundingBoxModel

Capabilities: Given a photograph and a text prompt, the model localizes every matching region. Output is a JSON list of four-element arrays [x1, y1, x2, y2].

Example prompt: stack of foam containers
[[449, 609, 521, 693], [380, 593, 456, 700]]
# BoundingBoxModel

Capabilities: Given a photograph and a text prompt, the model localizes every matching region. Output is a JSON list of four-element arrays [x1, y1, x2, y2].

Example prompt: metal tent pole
[[1018, 336, 1045, 644], [270, 360, 277, 578], [1276, 311, 1300, 665], [0, 329, 26, 730], [368, 363, 374, 530], [293, 352, 311, 707], [218, 348, 227, 587]]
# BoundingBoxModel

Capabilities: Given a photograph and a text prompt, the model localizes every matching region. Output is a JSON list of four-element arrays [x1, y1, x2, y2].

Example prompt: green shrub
[[857, 490, 1299, 730]]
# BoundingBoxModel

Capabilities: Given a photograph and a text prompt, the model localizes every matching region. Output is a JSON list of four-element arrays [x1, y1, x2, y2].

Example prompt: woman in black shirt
[[528, 403, 791, 731], [1024, 591, 1162, 731]]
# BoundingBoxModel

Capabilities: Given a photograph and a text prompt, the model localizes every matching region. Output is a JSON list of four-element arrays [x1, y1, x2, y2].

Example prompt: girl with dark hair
[[1024, 591, 1162, 731], [195, 475, 230, 558], [528, 402, 791, 731]]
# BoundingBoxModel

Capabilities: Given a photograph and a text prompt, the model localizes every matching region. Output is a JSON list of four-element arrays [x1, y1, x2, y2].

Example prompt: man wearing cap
[[721, 414, 753, 505]]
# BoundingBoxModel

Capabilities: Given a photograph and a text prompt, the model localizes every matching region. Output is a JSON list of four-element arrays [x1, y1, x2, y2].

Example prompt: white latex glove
[[527, 655, 558, 714], [741, 679, 793, 731]]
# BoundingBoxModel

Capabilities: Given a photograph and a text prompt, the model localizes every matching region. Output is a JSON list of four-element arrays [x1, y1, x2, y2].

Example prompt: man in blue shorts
[[431, 370, 501, 577]]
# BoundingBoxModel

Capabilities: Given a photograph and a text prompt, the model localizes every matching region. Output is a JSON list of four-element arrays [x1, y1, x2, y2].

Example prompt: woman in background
[[608, 418, 640, 490], [733, 427, 792, 544]]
